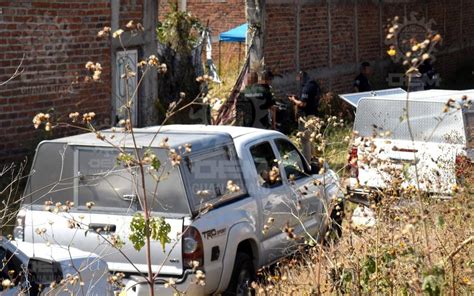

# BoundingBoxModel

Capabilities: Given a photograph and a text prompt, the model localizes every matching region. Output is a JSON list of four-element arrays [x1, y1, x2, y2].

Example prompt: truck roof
[[359, 89, 474, 105], [45, 125, 280, 152]]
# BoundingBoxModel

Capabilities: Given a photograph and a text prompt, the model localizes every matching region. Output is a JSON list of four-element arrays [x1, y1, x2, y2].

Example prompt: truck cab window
[[250, 142, 282, 188], [275, 139, 309, 180]]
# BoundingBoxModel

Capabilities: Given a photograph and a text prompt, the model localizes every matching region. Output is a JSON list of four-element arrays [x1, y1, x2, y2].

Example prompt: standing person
[[239, 71, 276, 129], [288, 71, 321, 161], [257, 70, 277, 129], [419, 59, 438, 90], [353, 62, 373, 92]]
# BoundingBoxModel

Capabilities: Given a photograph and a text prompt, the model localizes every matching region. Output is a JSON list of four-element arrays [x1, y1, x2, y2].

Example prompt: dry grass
[[255, 191, 473, 295], [207, 43, 244, 102], [258, 115, 473, 296]]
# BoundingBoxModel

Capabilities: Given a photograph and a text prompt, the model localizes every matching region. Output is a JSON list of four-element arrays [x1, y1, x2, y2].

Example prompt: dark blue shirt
[[299, 80, 320, 117], [353, 73, 372, 92]]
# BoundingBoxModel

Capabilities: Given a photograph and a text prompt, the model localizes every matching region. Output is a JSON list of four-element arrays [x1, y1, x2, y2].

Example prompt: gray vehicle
[[14, 125, 343, 295], [0, 237, 110, 295]]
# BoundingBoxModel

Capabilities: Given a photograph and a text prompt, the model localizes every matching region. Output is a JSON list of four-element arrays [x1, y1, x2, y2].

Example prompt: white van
[[346, 90, 473, 200]]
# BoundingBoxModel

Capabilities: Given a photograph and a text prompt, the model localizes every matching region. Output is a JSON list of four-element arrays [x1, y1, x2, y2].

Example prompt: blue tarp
[[219, 24, 247, 42]]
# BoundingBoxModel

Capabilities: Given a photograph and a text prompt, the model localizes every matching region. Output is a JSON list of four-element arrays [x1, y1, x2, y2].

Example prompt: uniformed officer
[[353, 62, 373, 92], [239, 72, 276, 129], [288, 71, 320, 118], [288, 71, 321, 161]]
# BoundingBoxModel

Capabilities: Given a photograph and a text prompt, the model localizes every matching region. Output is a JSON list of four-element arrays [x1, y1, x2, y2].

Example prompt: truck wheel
[[223, 252, 256, 296]]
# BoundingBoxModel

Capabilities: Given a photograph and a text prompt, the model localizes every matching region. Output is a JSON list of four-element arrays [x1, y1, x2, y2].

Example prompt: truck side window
[[275, 139, 309, 181], [250, 142, 282, 188], [187, 145, 246, 207]]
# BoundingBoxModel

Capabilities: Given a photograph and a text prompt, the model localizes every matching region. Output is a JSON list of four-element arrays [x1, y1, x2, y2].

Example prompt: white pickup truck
[[14, 125, 343, 295]]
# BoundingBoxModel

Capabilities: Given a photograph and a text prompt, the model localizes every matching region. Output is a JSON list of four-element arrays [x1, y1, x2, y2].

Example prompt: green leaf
[[364, 256, 376, 274], [422, 275, 441, 296], [152, 157, 161, 171], [156, 1, 203, 54], [436, 215, 445, 228], [362, 255, 376, 286], [129, 213, 146, 251], [422, 266, 445, 296], [150, 216, 171, 253], [341, 269, 352, 283], [128, 213, 171, 252]]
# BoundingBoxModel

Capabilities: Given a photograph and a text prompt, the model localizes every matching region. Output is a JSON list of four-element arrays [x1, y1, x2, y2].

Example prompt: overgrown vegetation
[[156, 1, 203, 123], [0, 8, 472, 296], [254, 191, 473, 295], [254, 15, 473, 296], [156, 1, 203, 54], [207, 45, 242, 102]]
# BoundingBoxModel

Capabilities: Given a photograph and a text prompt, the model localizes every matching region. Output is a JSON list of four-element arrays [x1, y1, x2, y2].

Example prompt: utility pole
[[246, 0, 265, 73]]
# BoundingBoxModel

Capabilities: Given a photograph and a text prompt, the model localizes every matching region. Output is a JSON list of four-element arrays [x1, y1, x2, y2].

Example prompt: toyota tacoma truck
[[14, 125, 343, 295]]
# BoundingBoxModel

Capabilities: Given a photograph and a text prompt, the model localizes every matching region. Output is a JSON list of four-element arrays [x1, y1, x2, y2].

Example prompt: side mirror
[[310, 161, 321, 175]]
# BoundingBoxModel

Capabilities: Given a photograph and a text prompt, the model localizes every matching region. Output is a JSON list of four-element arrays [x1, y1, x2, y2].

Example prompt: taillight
[[13, 208, 26, 240], [182, 226, 203, 269], [348, 146, 359, 178]]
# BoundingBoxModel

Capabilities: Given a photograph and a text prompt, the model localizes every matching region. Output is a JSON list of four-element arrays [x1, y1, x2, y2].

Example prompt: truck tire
[[223, 252, 256, 296]]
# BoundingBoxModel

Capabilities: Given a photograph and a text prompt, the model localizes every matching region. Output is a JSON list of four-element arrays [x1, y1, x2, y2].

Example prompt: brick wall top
[[265, 0, 474, 95]]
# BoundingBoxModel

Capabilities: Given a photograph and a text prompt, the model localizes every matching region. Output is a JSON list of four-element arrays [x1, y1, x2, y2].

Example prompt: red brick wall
[[265, 0, 474, 96], [358, 3, 380, 62], [330, 3, 356, 67], [264, 3, 296, 73], [158, 0, 246, 62], [0, 0, 112, 162], [159, 0, 245, 39], [300, 4, 329, 70], [120, 0, 143, 27]]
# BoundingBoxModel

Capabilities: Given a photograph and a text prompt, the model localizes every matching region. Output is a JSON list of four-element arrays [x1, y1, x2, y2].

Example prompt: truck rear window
[[77, 147, 190, 214], [27, 145, 190, 215]]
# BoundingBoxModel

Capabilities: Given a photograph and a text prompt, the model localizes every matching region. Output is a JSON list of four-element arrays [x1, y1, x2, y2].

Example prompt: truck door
[[273, 138, 324, 239], [247, 141, 295, 262]]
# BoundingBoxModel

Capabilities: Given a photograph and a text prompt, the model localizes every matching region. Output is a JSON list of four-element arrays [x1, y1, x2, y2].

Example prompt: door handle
[[89, 223, 116, 234]]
